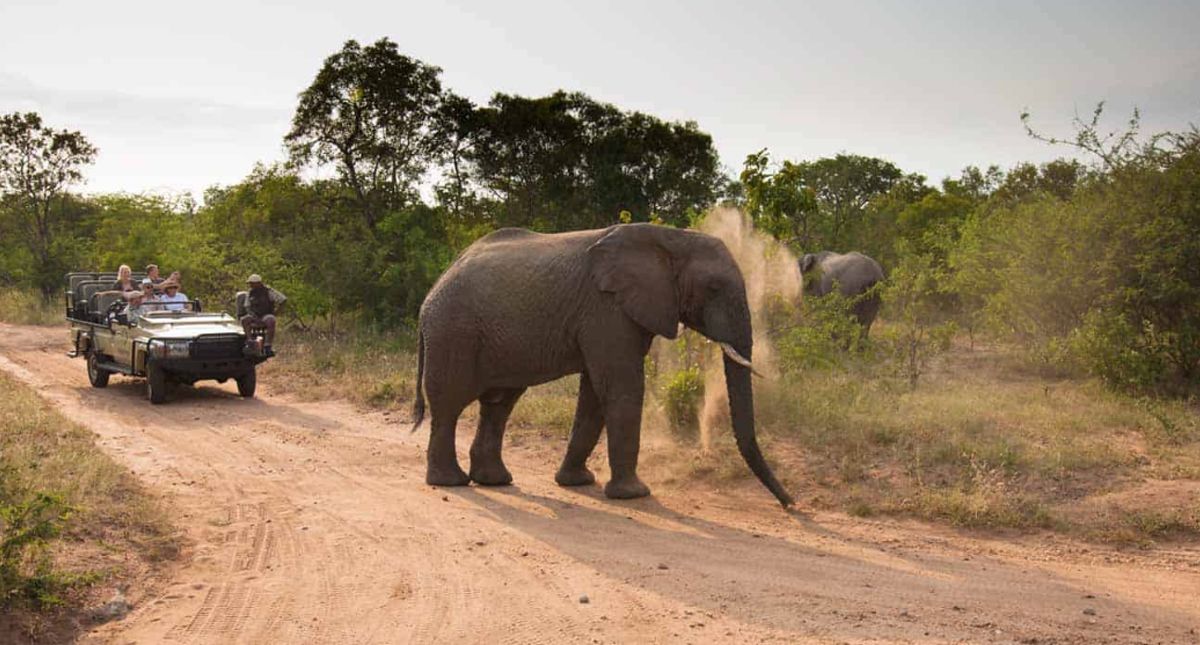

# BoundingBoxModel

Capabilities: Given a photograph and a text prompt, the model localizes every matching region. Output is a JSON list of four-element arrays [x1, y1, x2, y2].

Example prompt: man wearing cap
[[158, 279, 188, 311], [121, 289, 148, 324], [241, 274, 286, 351], [139, 278, 160, 310]]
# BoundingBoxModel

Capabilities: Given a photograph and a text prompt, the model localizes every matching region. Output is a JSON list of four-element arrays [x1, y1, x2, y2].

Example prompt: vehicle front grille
[[190, 334, 244, 360]]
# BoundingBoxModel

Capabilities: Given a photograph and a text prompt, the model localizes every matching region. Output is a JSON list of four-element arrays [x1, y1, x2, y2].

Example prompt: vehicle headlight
[[149, 340, 190, 359]]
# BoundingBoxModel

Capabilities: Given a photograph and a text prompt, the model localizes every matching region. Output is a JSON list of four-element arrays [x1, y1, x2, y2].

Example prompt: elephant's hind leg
[[469, 387, 526, 486], [556, 372, 603, 487], [426, 399, 471, 487]]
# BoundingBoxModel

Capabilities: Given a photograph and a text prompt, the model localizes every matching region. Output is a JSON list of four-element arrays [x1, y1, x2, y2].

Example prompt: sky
[[2, 0, 1198, 199]]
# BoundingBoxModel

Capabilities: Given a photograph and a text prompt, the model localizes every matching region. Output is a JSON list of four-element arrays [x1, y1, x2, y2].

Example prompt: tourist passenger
[[139, 279, 161, 311], [158, 279, 188, 312], [122, 290, 147, 323], [146, 264, 163, 286], [240, 274, 285, 351], [110, 264, 135, 293]]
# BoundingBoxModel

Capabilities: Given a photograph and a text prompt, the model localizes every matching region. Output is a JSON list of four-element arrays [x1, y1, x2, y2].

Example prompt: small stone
[[92, 590, 132, 623], [657, 563, 669, 570], [1083, 608, 1096, 616], [579, 594, 590, 604], [442, 496, 449, 502]]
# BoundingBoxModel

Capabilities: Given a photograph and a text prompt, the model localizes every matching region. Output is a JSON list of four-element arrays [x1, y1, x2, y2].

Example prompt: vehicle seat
[[92, 291, 125, 322]]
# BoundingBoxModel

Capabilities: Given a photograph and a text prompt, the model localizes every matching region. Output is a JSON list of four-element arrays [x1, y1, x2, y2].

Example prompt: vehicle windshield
[[139, 301, 208, 317]]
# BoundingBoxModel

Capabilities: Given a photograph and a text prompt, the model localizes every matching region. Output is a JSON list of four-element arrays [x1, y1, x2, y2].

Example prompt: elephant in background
[[799, 251, 885, 335], [412, 223, 793, 507]]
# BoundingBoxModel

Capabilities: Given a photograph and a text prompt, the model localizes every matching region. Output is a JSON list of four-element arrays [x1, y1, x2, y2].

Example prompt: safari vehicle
[[63, 272, 272, 404]]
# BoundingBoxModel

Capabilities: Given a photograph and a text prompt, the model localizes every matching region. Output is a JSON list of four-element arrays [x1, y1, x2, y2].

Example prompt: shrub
[[775, 291, 865, 373], [0, 288, 59, 326], [0, 492, 87, 609], [662, 367, 704, 440], [877, 254, 957, 388]]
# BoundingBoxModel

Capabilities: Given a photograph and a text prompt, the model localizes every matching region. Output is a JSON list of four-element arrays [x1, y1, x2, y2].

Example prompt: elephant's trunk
[[724, 346, 794, 508]]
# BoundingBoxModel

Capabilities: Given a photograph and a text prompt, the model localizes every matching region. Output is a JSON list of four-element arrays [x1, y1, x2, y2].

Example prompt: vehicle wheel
[[86, 351, 110, 388], [236, 367, 257, 398], [146, 359, 167, 404]]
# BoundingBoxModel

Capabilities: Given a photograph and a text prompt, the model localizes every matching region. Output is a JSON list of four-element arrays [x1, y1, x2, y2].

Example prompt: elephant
[[799, 251, 885, 335], [411, 223, 794, 507]]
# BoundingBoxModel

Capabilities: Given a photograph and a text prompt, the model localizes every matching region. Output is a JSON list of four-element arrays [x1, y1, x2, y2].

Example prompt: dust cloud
[[650, 207, 801, 450]]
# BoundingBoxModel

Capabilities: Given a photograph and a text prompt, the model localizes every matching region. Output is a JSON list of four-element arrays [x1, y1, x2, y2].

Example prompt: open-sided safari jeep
[[64, 272, 273, 404]]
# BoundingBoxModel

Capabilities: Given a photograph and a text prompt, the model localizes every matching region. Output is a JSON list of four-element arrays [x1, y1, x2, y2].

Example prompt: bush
[[0, 492, 86, 609], [877, 254, 956, 388], [0, 288, 59, 326], [775, 291, 865, 373], [662, 367, 704, 440]]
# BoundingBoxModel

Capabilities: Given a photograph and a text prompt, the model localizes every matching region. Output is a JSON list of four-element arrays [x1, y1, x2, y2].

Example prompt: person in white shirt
[[158, 279, 188, 311]]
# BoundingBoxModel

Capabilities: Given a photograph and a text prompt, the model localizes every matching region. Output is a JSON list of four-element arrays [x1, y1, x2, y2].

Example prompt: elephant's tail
[[410, 329, 426, 433]]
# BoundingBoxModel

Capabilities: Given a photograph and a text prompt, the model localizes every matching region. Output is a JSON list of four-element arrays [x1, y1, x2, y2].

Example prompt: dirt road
[[1, 323, 1198, 644]]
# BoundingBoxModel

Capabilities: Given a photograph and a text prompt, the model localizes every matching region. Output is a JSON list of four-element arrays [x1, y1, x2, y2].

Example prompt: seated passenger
[[158, 279, 188, 311], [138, 278, 161, 310], [146, 264, 163, 287], [240, 274, 286, 351], [121, 290, 147, 323], [111, 264, 135, 293]]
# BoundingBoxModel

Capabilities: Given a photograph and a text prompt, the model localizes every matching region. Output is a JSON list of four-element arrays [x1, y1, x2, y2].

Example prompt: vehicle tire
[[86, 351, 110, 388], [146, 359, 167, 404], [236, 367, 257, 398]]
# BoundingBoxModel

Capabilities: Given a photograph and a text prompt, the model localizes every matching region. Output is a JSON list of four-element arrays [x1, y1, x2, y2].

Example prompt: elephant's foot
[[469, 461, 513, 486], [426, 464, 470, 487], [555, 465, 596, 487], [604, 475, 650, 499]]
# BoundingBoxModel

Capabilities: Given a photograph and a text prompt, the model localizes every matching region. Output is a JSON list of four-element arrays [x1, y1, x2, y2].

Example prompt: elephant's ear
[[587, 225, 680, 339]]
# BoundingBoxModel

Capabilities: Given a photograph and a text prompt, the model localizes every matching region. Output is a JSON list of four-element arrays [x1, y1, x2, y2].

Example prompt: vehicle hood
[[138, 315, 244, 340]]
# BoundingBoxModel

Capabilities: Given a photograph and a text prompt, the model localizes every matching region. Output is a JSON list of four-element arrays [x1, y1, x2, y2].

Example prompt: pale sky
[[2, 0, 1197, 199]]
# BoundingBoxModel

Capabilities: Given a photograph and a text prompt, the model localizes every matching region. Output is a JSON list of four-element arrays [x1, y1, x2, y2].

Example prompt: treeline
[[1, 39, 1197, 393]]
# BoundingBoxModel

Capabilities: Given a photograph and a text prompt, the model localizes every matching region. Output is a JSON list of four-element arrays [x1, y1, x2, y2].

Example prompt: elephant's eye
[[706, 280, 722, 295]]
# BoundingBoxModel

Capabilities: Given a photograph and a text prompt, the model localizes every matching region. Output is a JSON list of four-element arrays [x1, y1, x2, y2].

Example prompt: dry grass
[[0, 288, 61, 326], [0, 371, 179, 639]]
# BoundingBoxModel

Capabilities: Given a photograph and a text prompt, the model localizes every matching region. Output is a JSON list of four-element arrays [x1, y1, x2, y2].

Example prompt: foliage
[[0, 112, 97, 296], [286, 38, 446, 225], [0, 492, 82, 609], [877, 253, 957, 388], [461, 91, 722, 230], [0, 288, 60, 326], [662, 366, 705, 440], [741, 150, 923, 253], [953, 108, 1200, 393], [775, 291, 865, 372]]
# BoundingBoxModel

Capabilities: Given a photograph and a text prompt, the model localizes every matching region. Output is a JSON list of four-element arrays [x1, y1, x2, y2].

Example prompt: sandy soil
[[1, 323, 1198, 644]]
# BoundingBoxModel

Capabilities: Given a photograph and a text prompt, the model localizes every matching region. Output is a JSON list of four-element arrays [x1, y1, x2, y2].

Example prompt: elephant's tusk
[[719, 343, 762, 377]]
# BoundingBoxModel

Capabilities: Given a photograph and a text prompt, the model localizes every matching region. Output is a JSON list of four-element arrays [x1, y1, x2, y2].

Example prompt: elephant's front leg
[[602, 380, 651, 500], [556, 373, 603, 487]]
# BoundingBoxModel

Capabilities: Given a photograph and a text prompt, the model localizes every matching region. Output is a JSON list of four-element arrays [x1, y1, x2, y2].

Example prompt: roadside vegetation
[[0, 371, 178, 640], [2, 37, 1196, 546], [0, 288, 60, 326]]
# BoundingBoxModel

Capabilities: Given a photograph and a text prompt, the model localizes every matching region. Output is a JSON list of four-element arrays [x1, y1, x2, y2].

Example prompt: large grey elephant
[[799, 251, 885, 334], [411, 224, 793, 507]]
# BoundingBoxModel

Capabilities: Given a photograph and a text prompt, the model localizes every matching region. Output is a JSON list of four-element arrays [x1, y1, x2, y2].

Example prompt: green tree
[[739, 150, 818, 246], [286, 38, 446, 227], [458, 91, 721, 231], [0, 112, 97, 295]]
